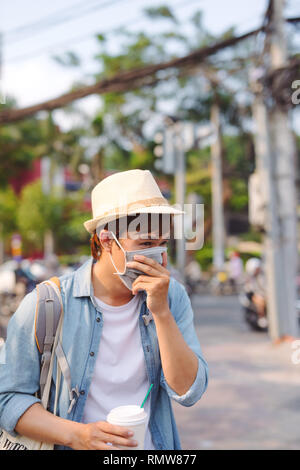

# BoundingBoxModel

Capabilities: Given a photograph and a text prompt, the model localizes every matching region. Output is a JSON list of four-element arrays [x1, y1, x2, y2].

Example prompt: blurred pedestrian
[[228, 251, 244, 291]]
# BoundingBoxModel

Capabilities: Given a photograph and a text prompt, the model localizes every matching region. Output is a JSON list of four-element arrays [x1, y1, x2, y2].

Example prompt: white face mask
[[109, 231, 168, 291]]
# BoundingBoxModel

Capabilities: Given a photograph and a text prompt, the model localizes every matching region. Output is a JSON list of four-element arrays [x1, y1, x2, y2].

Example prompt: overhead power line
[[1, 14, 299, 125], [286, 16, 300, 25], [4, 0, 124, 46], [0, 26, 264, 124], [6, 8, 298, 65], [4, 0, 101, 37], [261, 57, 300, 109], [5, 0, 202, 65]]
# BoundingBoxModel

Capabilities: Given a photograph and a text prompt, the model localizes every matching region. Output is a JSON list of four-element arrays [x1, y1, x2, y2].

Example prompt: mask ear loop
[[109, 231, 127, 275]]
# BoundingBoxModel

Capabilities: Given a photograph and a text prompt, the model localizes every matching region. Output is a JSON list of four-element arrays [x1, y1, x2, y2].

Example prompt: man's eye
[[141, 241, 168, 246]]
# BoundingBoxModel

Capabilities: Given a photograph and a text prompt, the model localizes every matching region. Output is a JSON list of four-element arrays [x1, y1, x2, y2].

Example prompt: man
[[0, 169, 208, 450], [228, 251, 244, 292], [244, 257, 266, 318]]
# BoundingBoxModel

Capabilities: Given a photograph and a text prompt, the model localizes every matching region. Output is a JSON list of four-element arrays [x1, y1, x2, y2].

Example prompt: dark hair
[[90, 213, 173, 261]]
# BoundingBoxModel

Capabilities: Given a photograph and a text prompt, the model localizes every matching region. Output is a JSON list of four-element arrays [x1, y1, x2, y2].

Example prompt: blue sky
[[1, 0, 299, 129]]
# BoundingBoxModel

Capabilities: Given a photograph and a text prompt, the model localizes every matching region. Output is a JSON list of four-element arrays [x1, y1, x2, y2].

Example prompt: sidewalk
[[173, 294, 300, 450]]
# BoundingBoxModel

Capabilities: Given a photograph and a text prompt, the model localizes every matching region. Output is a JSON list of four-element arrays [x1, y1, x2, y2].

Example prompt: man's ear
[[99, 230, 114, 253], [162, 251, 168, 267]]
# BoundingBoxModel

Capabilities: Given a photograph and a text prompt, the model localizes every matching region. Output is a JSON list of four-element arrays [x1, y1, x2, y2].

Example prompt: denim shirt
[[0, 257, 208, 450]]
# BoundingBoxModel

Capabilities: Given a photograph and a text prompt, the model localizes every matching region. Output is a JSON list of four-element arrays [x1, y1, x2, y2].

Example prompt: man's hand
[[15, 403, 138, 450], [72, 421, 138, 450], [128, 253, 199, 396], [128, 253, 170, 316]]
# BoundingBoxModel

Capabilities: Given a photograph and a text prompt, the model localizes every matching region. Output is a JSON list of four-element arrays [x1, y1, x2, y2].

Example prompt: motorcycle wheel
[[245, 309, 268, 332]]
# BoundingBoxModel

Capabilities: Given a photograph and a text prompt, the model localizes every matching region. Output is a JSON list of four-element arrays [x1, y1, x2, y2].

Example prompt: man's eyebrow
[[135, 232, 170, 240]]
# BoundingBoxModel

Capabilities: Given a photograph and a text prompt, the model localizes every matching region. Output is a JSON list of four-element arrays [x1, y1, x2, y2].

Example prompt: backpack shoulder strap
[[34, 276, 62, 397], [34, 276, 78, 414], [34, 276, 62, 353]]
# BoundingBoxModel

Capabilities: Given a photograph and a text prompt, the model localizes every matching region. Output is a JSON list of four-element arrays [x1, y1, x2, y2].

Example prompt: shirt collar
[[72, 256, 95, 297]]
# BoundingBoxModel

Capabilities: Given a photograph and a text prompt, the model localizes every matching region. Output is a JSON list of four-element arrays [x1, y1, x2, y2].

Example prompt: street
[[173, 293, 300, 450]]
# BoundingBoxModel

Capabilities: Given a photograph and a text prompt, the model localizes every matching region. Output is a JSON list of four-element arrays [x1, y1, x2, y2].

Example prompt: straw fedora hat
[[83, 169, 185, 234]]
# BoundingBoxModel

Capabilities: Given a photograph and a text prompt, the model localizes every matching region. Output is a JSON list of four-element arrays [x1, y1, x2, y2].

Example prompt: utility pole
[[251, 0, 299, 339], [41, 157, 55, 260], [210, 101, 225, 271], [267, 0, 299, 338], [250, 73, 283, 339], [174, 121, 186, 279]]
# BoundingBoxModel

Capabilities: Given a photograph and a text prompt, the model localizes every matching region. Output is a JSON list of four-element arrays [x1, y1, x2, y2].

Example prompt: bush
[[194, 244, 213, 271]]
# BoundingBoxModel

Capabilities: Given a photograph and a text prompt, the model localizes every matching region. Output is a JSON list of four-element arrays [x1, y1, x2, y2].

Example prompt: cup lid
[[107, 405, 147, 425]]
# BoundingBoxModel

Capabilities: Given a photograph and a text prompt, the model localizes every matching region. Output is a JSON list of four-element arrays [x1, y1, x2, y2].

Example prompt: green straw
[[141, 383, 153, 408]]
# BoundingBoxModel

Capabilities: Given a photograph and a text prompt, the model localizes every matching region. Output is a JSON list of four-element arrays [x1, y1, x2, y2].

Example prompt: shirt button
[[96, 317, 101, 323], [80, 390, 85, 395], [90, 351, 95, 357]]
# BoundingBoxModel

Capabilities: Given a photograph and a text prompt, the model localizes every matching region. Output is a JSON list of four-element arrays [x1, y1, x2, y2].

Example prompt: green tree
[[89, 6, 256, 214], [0, 185, 18, 234], [0, 185, 18, 258], [17, 181, 64, 253], [0, 95, 89, 190], [0, 98, 46, 189], [16, 181, 89, 257]]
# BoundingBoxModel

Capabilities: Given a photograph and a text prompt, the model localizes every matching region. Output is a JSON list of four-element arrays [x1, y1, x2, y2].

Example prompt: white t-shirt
[[82, 293, 155, 450]]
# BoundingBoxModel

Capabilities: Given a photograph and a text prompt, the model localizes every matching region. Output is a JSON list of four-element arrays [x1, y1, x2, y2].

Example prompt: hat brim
[[83, 205, 185, 234]]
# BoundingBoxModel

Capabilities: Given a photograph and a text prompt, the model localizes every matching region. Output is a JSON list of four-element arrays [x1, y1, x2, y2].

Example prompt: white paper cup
[[107, 405, 147, 450]]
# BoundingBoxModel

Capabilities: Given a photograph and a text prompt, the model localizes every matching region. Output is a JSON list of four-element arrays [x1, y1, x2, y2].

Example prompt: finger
[[132, 275, 168, 287], [133, 254, 166, 272], [98, 421, 134, 438], [126, 261, 156, 276], [87, 434, 122, 451], [132, 275, 153, 284], [102, 432, 138, 448], [131, 281, 150, 295], [162, 251, 168, 267], [127, 260, 165, 276]]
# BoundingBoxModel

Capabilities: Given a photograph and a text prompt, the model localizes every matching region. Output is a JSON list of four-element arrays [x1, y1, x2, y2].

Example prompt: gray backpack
[[35, 277, 78, 413]]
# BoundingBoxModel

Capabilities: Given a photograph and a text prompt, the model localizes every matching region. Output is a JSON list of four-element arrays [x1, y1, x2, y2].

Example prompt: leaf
[[96, 33, 106, 42], [144, 6, 177, 23], [52, 51, 81, 67]]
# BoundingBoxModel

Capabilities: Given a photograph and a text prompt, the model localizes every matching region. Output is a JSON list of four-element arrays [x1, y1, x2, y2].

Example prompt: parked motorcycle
[[239, 291, 268, 332], [239, 258, 268, 331]]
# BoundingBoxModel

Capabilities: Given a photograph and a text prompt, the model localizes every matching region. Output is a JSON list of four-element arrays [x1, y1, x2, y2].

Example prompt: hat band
[[94, 196, 170, 219]]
